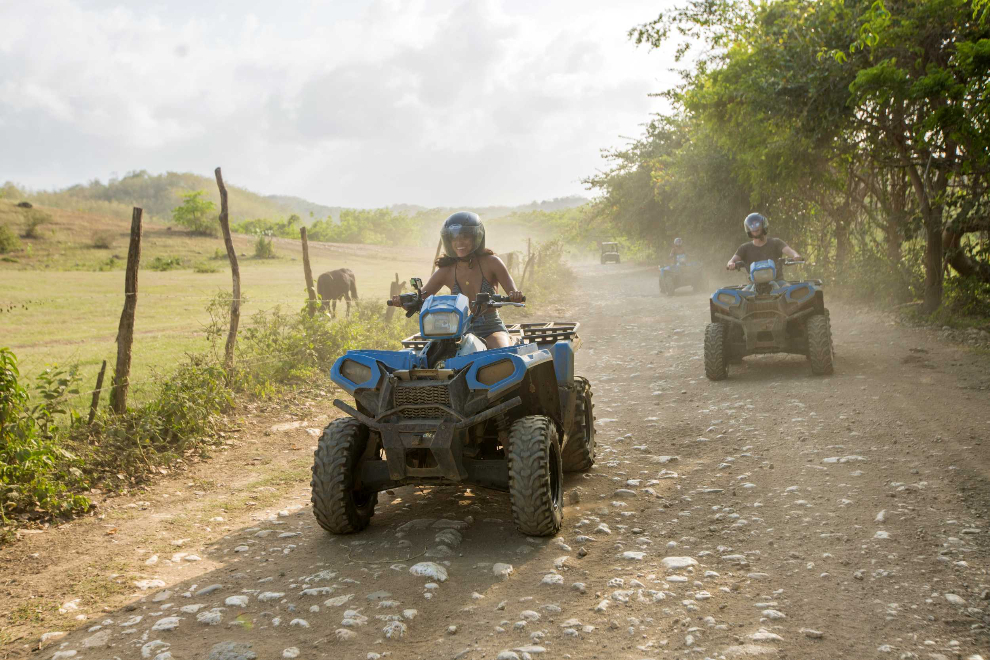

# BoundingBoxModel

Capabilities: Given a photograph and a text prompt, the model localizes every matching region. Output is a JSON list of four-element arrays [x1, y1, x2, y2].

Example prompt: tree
[[171, 190, 218, 236]]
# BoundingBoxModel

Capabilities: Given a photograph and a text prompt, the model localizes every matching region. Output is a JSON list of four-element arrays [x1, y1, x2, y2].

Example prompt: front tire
[[661, 277, 675, 297], [704, 322, 729, 381], [807, 314, 834, 376], [561, 377, 595, 472], [507, 416, 563, 537], [311, 418, 378, 534]]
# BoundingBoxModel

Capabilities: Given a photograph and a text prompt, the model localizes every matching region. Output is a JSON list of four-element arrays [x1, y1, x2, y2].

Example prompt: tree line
[[583, 0, 989, 315]]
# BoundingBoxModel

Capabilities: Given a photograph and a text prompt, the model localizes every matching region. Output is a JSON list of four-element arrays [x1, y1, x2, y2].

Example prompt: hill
[[389, 195, 588, 219]]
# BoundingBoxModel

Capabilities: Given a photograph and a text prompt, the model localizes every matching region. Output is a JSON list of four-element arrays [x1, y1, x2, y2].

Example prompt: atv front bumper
[[333, 396, 521, 491]]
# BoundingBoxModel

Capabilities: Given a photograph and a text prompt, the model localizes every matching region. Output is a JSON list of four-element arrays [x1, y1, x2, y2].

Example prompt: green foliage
[[590, 0, 990, 316], [96, 255, 122, 271], [0, 349, 90, 524], [253, 232, 277, 259], [232, 214, 301, 239], [307, 208, 426, 246], [194, 262, 220, 274], [0, 225, 20, 254], [22, 209, 52, 239], [148, 256, 183, 271], [171, 190, 217, 236]]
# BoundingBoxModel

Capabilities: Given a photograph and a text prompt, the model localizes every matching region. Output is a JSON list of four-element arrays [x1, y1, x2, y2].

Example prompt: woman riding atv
[[726, 213, 801, 277], [393, 212, 524, 349]]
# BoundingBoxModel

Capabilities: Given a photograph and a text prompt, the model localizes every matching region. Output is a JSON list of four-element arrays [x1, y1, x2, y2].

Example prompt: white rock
[[224, 595, 249, 607], [761, 609, 786, 620], [409, 562, 448, 582], [258, 592, 285, 602], [750, 629, 783, 641], [335, 628, 357, 641], [179, 604, 204, 614], [493, 563, 514, 580], [875, 510, 887, 523], [283, 648, 300, 659], [402, 609, 418, 620], [82, 630, 111, 647], [541, 573, 564, 585], [945, 593, 966, 606], [873, 530, 890, 540], [621, 551, 646, 560], [152, 617, 181, 631], [520, 610, 541, 621], [196, 609, 223, 625], [661, 556, 698, 571], [801, 628, 824, 639], [141, 641, 169, 659], [134, 580, 166, 590], [383, 621, 407, 638], [289, 618, 309, 628], [496, 653, 520, 660], [324, 595, 353, 608]]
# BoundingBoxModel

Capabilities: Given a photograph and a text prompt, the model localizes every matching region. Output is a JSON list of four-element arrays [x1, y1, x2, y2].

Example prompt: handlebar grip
[[386, 299, 395, 306]]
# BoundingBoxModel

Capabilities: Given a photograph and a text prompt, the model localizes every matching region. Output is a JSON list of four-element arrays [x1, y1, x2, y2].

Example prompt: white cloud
[[0, 0, 682, 207]]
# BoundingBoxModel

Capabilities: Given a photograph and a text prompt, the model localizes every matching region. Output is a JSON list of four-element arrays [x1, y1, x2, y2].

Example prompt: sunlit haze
[[1, 0, 682, 207]]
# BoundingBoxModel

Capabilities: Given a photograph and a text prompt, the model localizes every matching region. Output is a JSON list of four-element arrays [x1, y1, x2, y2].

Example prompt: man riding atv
[[726, 213, 801, 277], [668, 237, 686, 264]]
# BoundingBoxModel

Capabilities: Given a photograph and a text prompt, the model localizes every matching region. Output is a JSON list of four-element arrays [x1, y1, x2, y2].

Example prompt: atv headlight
[[340, 359, 372, 385], [752, 267, 774, 284], [717, 293, 738, 306], [422, 311, 459, 336], [477, 359, 515, 386], [788, 285, 811, 302]]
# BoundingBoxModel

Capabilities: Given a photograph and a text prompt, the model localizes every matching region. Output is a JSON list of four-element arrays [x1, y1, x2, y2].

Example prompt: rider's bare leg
[[484, 331, 512, 349]]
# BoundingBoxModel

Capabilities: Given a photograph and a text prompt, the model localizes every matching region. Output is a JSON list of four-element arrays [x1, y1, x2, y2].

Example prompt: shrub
[[0, 349, 90, 524], [148, 256, 182, 271], [96, 255, 121, 271], [171, 190, 218, 236], [212, 247, 226, 260], [253, 232, 276, 259], [22, 209, 52, 239], [0, 225, 20, 254], [194, 262, 220, 274], [92, 230, 115, 249]]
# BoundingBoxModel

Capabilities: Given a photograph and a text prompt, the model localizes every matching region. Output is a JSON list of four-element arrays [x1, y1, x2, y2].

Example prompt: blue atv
[[659, 253, 706, 296], [704, 259, 834, 380], [311, 279, 596, 537]]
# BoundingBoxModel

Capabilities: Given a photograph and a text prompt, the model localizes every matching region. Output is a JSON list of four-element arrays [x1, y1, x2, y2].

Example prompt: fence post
[[385, 272, 403, 322], [88, 359, 107, 425], [431, 238, 443, 274], [215, 167, 239, 375], [111, 207, 142, 414], [300, 227, 317, 317]]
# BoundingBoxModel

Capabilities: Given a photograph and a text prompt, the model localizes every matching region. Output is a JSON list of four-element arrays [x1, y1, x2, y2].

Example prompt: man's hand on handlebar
[[507, 290, 524, 303], [726, 260, 741, 271]]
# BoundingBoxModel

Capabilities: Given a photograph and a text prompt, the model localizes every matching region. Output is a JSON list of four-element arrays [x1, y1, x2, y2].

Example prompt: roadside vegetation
[[558, 0, 990, 327]]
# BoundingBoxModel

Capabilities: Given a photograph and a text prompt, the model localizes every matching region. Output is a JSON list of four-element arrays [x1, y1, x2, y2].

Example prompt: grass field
[[0, 200, 550, 406]]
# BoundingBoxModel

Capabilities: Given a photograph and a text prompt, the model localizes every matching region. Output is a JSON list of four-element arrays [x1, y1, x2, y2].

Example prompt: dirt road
[[3, 265, 989, 660]]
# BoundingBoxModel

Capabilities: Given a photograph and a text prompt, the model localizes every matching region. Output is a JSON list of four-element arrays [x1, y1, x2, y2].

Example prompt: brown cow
[[317, 268, 359, 318]]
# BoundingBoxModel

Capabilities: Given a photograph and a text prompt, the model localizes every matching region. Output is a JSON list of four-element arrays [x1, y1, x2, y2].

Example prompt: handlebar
[[386, 291, 526, 317]]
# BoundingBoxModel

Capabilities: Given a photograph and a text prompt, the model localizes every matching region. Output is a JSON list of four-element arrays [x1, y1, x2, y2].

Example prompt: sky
[[0, 0, 683, 208]]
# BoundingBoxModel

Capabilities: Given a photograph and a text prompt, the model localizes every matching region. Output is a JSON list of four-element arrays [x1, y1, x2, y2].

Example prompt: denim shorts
[[468, 310, 509, 339]]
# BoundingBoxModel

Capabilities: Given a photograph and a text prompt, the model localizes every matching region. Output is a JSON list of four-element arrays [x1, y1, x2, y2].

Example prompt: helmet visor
[[745, 216, 764, 233], [441, 224, 484, 256]]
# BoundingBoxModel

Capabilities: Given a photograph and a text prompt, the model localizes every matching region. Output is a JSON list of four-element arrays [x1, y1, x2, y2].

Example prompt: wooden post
[[88, 360, 107, 425], [215, 167, 239, 374], [519, 253, 536, 290], [430, 238, 443, 274], [111, 207, 142, 414], [385, 272, 404, 322], [300, 227, 317, 317]]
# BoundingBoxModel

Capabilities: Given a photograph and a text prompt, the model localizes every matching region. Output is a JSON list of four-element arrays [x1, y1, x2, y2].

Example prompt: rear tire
[[311, 418, 378, 534], [561, 377, 595, 472], [807, 314, 834, 376], [507, 416, 563, 537], [704, 322, 729, 381]]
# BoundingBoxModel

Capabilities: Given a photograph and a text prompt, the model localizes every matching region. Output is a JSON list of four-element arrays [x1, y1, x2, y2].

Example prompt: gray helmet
[[673, 237, 683, 247], [744, 213, 768, 237], [441, 212, 485, 258]]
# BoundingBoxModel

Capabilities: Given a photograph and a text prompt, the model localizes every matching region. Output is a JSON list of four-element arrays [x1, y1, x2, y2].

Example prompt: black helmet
[[744, 213, 768, 238], [441, 211, 485, 258]]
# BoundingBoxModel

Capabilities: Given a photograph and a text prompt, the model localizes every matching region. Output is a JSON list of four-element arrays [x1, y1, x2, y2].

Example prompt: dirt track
[[3, 264, 989, 660]]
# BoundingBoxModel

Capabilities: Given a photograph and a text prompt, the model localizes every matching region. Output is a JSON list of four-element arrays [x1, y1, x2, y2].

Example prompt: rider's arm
[[727, 254, 743, 270], [488, 256, 524, 302], [421, 267, 449, 297], [782, 244, 801, 259]]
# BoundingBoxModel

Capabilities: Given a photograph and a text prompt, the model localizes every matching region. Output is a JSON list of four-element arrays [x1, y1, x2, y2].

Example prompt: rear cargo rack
[[401, 321, 580, 350]]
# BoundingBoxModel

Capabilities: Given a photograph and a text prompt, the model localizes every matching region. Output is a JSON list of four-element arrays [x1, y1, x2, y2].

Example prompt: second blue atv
[[311, 279, 596, 537], [659, 253, 706, 296], [704, 259, 834, 380]]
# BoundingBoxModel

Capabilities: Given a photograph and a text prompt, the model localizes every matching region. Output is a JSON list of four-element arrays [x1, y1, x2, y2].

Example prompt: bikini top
[[451, 263, 498, 298]]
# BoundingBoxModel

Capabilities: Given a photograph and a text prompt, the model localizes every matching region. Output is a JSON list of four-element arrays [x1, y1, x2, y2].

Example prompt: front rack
[[400, 321, 580, 351]]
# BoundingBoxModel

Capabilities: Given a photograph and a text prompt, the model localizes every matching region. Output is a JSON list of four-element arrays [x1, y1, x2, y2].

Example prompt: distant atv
[[704, 259, 834, 380], [600, 242, 620, 265], [311, 279, 596, 537], [659, 254, 706, 296]]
